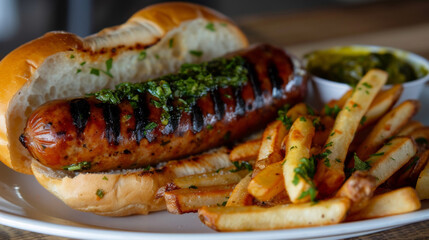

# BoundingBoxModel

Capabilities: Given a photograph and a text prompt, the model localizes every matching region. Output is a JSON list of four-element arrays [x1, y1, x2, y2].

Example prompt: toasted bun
[[0, 2, 248, 174], [31, 148, 232, 216]]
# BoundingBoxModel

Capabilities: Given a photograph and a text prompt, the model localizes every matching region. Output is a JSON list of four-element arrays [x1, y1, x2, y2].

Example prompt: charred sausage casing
[[19, 44, 306, 172]]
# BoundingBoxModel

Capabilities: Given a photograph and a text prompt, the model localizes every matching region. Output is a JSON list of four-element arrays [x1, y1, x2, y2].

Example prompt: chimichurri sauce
[[306, 49, 428, 86]]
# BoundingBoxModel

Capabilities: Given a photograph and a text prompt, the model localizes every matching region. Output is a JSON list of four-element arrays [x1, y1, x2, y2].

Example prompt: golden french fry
[[415, 150, 429, 200], [199, 198, 351, 231], [230, 139, 261, 162], [173, 168, 248, 188], [254, 120, 287, 175], [356, 100, 419, 160], [248, 161, 284, 201], [314, 70, 388, 196], [254, 103, 309, 176], [388, 149, 429, 188], [359, 84, 403, 129], [367, 137, 417, 187], [226, 173, 253, 207], [347, 187, 421, 221], [397, 121, 424, 136], [335, 171, 377, 214], [165, 185, 234, 214], [283, 117, 316, 203]]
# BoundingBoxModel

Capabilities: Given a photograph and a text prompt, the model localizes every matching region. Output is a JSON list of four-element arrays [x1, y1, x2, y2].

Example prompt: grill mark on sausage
[[70, 99, 90, 134], [211, 89, 225, 120], [134, 94, 150, 143], [101, 103, 121, 145], [244, 60, 263, 108], [192, 104, 204, 133], [162, 100, 181, 135], [234, 86, 245, 116], [267, 61, 283, 99]]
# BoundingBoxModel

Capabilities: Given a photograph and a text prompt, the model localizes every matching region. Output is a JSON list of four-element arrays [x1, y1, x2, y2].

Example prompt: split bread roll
[[0, 2, 248, 216], [0, 2, 248, 175]]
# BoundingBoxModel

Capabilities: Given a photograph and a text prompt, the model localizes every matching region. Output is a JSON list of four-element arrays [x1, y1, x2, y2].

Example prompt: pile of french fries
[[160, 69, 429, 231]]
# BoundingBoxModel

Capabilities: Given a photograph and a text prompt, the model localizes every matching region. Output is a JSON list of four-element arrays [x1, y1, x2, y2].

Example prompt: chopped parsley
[[102, 176, 108, 181], [96, 189, 105, 199], [89, 56, 248, 125], [324, 142, 333, 148], [362, 82, 373, 89], [317, 149, 332, 167], [306, 105, 315, 116], [62, 161, 91, 171], [353, 153, 371, 171], [312, 117, 325, 131], [215, 168, 224, 173], [292, 157, 317, 202], [266, 136, 272, 140], [206, 124, 213, 130], [230, 161, 253, 172], [360, 116, 367, 126], [70, 54, 75, 59], [405, 156, 420, 171], [76, 69, 82, 74], [138, 50, 147, 60], [224, 94, 232, 99], [90, 68, 100, 76], [188, 185, 198, 189], [123, 114, 132, 121], [370, 152, 384, 157], [88, 58, 113, 78], [277, 104, 293, 129], [324, 104, 341, 118], [80, 61, 86, 66], [144, 122, 158, 134], [300, 116, 307, 122], [142, 165, 151, 171], [290, 146, 297, 150], [169, 38, 174, 48], [220, 23, 228, 27], [189, 50, 203, 57], [345, 106, 351, 112], [330, 131, 335, 136], [205, 22, 215, 31]]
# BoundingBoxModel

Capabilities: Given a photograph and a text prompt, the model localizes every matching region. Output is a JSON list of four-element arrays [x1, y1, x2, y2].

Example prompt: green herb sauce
[[89, 56, 248, 125], [306, 48, 428, 86]]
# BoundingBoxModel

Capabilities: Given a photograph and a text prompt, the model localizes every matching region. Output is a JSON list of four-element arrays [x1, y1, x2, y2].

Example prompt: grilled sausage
[[19, 44, 306, 172]]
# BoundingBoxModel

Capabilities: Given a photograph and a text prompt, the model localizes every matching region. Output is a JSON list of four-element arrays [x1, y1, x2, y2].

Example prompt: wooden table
[[2, 0, 429, 238]]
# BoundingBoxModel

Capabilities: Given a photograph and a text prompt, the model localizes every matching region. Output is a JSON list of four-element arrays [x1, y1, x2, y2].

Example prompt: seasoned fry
[[173, 168, 248, 188], [165, 185, 234, 214], [356, 100, 419, 160], [323, 89, 353, 113], [359, 85, 403, 129], [314, 70, 388, 196], [416, 151, 429, 199], [389, 149, 429, 188], [283, 116, 316, 203], [367, 137, 417, 187], [226, 173, 253, 206], [312, 116, 335, 147], [335, 171, 377, 214], [409, 127, 429, 148], [347, 187, 421, 221], [254, 120, 287, 175], [254, 103, 308, 176], [230, 139, 261, 162], [199, 198, 351, 231], [397, 120, 423, 136], [248, 161, 284, 201]]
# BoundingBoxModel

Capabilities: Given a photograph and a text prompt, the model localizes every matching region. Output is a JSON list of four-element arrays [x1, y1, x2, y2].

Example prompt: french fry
[[173, 168, 248, 188], [254, 120, 287, 175], [312, 116, 335, 147], [347, 187, 421, 221], [388, 149, 429, 188], [356, 100, 419, 160], [359, 84, 403, 129], [226, 173, 253, 206], [397, 121, 423, 136], [323, 89, 353, 114], [253, 103, 308, 176], [314, 70, 388, 196], [230, 139, 261, 162], [255, 190, 291, 207], [367, 137, 417, 187], [165, 185, 234, 214], [335, 171, 377, 214], [199, 198, 351, 231], [415, 151, 429, 199], [248, 161, 284, 201], [409, 127, 429, 148], [283, 117, 316, 203]]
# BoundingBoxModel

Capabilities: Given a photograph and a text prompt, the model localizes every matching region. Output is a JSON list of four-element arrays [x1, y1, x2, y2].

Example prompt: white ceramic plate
[[1, 85, 429, 240]]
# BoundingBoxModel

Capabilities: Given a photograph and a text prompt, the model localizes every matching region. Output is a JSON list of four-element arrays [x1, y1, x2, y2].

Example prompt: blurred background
[[0, 0, 428, 59]]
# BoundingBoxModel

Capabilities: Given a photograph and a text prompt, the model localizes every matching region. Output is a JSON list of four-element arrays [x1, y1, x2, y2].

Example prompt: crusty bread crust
[[0, 2, 248, 174], [31, 148, 232, 216]]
